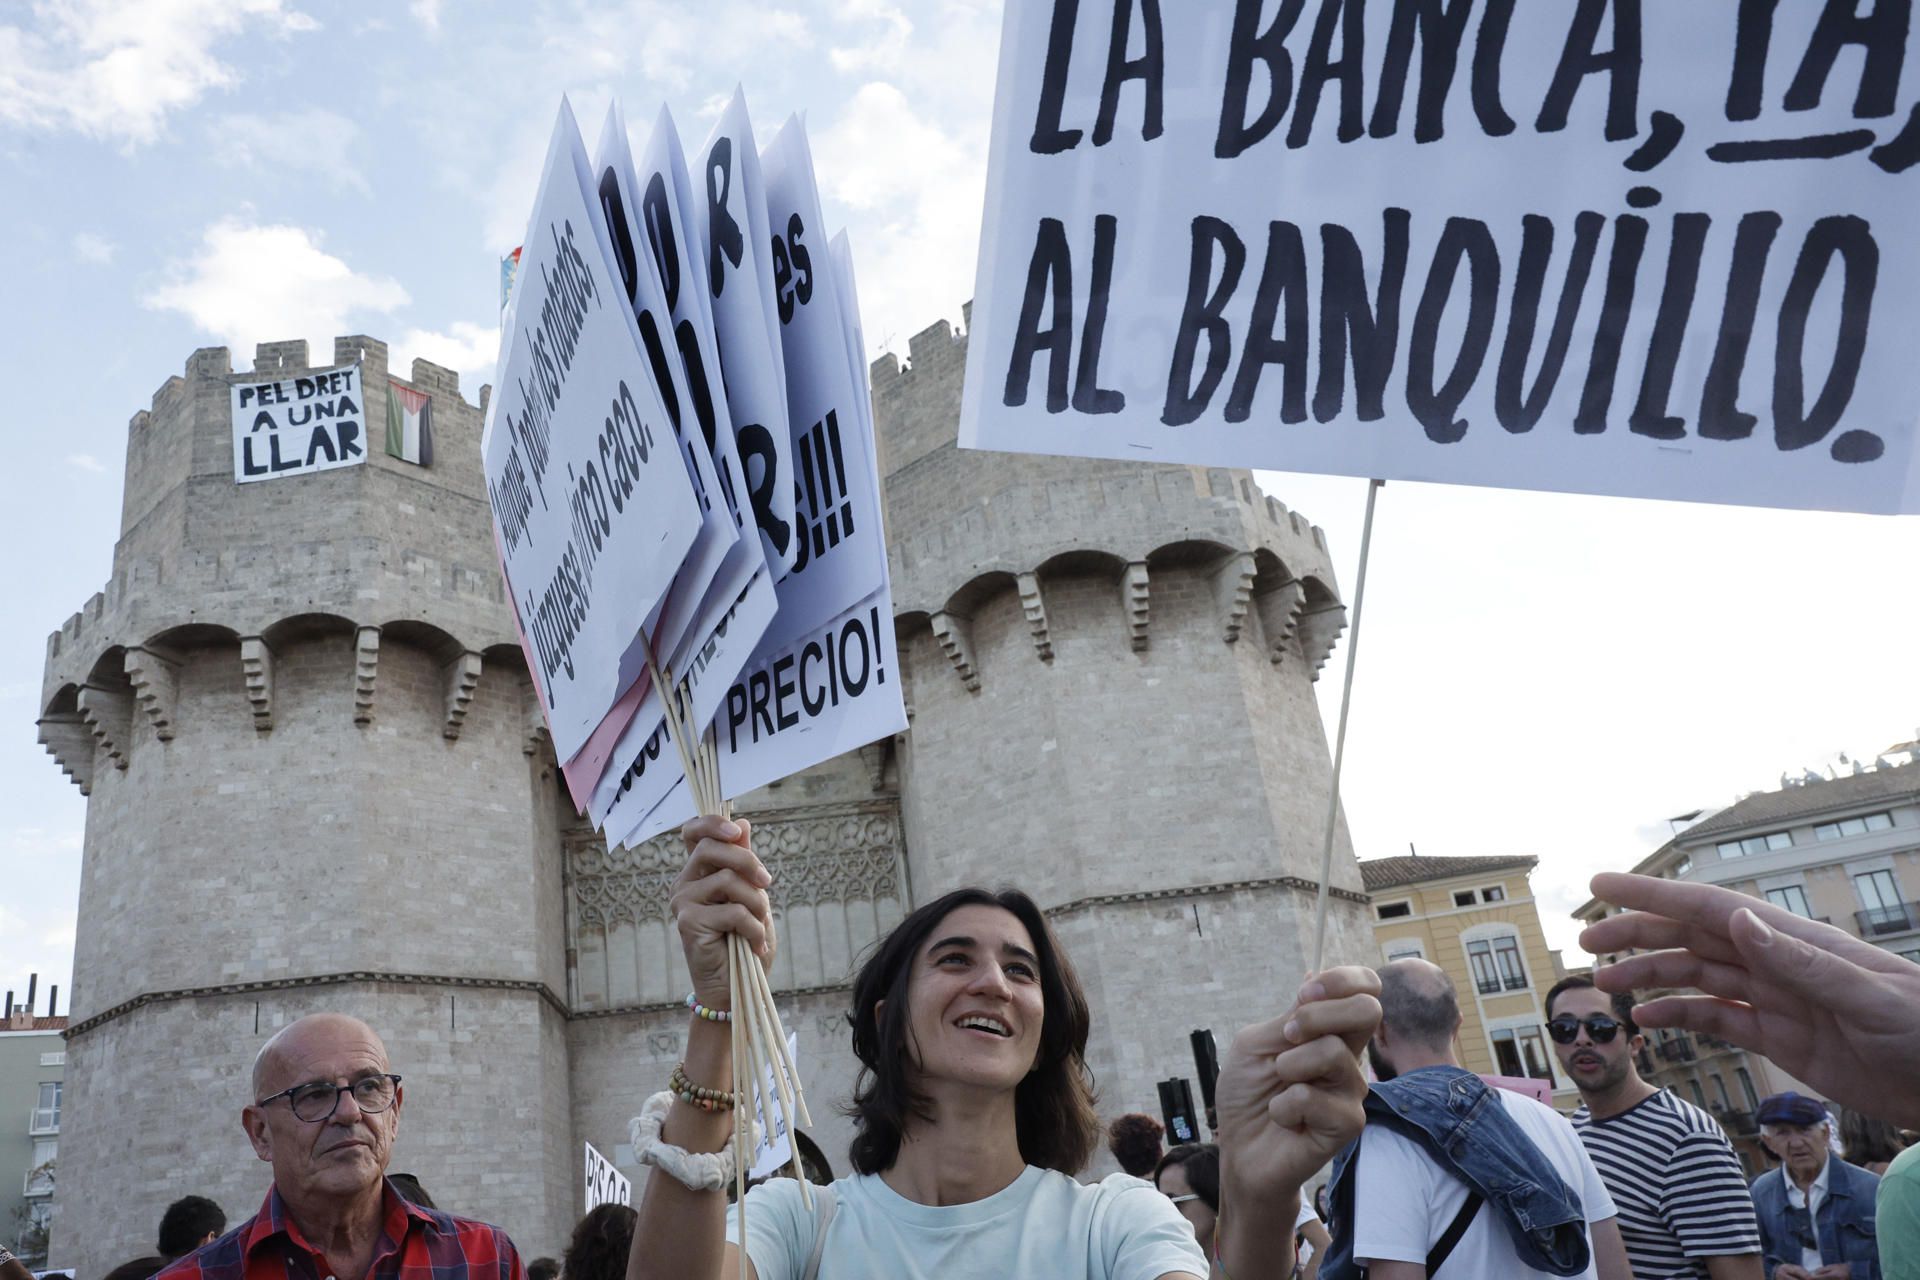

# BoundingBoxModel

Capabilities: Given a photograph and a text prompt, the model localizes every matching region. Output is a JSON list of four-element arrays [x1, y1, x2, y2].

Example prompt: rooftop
[[1358, 853, 1538, 893], [1679, 759, 1920, 842], [2, 1015, 67, 1033]]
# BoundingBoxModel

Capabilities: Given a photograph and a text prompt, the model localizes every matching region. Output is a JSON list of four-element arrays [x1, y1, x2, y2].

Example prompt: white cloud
[[143, 218, 409, 360], [64, 453, 104, 473], [0, 0, 320, 146], [393, 320, 501, 398], [71, 231, 115, 264], [410, 0, 443, 32], [206, 107, 369, 194], [830, 0, 912, 73]]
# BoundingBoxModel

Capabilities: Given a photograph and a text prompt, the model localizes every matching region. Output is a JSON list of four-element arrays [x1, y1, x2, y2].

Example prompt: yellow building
[[1362, 853, 1577, 1109]]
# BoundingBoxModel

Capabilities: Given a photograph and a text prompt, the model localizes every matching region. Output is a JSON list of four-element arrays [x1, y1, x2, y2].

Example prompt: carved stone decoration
[[77, 684, 134, 770], [858, 739, 892, 792], [1122, 561, 1150, 652], [38, 711, 96, 796], [930, 612, 980, 692], [239, 636, 274, 731], [1297, 603, 1349, 681], [443, 651, 484, 740], [523, 681, 552, 756], [1214, 552, 1256, 644], [125, 647, 179, 741], [352, 627, 380, 725], [1254, 580, 1306, 667], [1016, 572, 1053, 661]]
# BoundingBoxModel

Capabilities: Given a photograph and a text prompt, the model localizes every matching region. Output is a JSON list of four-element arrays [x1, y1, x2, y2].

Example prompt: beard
[[1367, 1041, 1397, 1082]]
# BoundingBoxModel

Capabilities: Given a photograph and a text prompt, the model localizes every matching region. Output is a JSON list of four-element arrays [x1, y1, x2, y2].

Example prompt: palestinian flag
[[385, 380, 434, 466]]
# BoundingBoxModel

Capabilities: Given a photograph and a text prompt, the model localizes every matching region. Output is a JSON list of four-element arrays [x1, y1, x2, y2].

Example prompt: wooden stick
[[740, 938, 812, 1210], [746, 944, 812, 1127], [729, 931, 749, 1280]]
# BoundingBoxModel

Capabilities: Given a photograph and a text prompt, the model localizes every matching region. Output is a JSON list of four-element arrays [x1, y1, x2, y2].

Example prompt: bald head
[[1377, 959, 1461, 1050], [252, 1013, 388, 1099]]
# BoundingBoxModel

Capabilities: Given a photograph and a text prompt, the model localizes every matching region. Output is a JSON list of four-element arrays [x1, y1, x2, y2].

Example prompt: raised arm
[[629, 815, 777, 1280]]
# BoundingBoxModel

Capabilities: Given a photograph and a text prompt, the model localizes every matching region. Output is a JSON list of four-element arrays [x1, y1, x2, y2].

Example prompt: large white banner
[[231, 363, 367, 483], [961, 2, 1920, 514], [485, 102, 703, 762]]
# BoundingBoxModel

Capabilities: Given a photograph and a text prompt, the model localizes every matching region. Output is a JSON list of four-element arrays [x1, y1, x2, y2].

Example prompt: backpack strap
[[1425, 1189, 1483, 1276], [800, 1183, 838, 1280]]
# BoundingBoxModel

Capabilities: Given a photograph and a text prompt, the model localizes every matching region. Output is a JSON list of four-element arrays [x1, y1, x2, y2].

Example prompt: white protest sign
[[700, 90, 802, 581], [584, 1140, 631, 1211], [961, 3, 1920, 514], [748, 1030, 802, 1181], [485, 101, 703, 762], [231, 363, 367, 483], [760, 118, 890, 645], [622, 588, 907, 847]]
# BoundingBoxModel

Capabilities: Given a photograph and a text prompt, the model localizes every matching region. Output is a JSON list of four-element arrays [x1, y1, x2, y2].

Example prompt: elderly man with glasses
[[154, 1013, 527, 1280], [1750, 1092, 1882, 1280]]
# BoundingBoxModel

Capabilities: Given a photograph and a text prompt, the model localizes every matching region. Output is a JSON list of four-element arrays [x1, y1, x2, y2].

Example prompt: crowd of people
[[4, 825, 1917, 1280]]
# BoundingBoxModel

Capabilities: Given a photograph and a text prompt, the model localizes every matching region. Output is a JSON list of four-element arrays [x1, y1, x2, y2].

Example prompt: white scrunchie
[[631, 1090, 760, 1191]]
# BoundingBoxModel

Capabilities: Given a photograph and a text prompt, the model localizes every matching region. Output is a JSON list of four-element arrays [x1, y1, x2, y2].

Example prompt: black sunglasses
[[1546, 1015, 1622, 1045]]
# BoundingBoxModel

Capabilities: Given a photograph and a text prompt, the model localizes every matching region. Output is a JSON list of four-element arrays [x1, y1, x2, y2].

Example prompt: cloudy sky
[[3, 1, 1917, 1013]]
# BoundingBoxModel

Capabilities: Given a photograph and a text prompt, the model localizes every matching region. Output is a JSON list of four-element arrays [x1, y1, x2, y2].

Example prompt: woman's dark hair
[[561, 1203, 638, 1280], [1841, 1107, 1906, 1166], [1153, 1142, 1220, 1212], [1107, 1112, 1166, 1177], [845, 886, 1099, 1176]]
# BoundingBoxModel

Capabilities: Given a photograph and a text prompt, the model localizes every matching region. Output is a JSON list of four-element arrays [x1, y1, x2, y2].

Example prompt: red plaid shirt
[[154, 1180, 524, 1280]]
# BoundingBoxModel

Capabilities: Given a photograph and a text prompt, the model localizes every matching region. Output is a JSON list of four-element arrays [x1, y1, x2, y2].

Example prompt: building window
[[1454, 890, 1477, 907], [1717, 831, 1794, 859], [32, 1081, 60, 1132], [1674, 855, 1693, 877], [1492, 935, 1528, 990], [1489, 1027, 1555, 1081], [25, 1137, 55, 1197], [1465, 940, 1502, 995], [1482, 885, 1506, 902], [1765, 885, 1814, 918], [1900, 948, 1920, 965], [1711, 1074, 1732, 1110], [1814, 811, 1895, 841], [1376, 901, 1412, 920], [1383, 939, 1425, 962], [1737, 1067, 1759, 1111], [1688, 1080, 1709, 1109], [1855, 869, 1913, 935]]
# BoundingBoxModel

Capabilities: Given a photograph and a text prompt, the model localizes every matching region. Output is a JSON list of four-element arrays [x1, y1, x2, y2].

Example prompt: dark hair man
[[1545, 975, 1762, 1280], [1107, 1112, 1166, 1178], [158, 1196, 227, 1260], [1321, 959, 1632, 1280], [153, 1013, 527, 1280], [1750, 1092, 1881, 1280], [525, 1259, 559, 1280]]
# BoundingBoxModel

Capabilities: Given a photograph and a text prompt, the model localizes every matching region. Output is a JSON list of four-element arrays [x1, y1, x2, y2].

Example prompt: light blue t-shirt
[[725, 1165, 1209, 1280]]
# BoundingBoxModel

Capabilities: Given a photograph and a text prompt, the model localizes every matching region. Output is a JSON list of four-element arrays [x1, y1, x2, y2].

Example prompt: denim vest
[[1317, 1066, 1592, 1279], [1750, 1159, 1881, 1279]]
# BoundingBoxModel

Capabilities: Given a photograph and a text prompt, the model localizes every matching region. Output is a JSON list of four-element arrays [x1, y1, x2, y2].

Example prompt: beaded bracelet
[[685, 991, 732, 1022], [669, 1061, 736, 1112]]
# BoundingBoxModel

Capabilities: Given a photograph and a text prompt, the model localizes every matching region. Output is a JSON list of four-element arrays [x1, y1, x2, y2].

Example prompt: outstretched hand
[[1582, 871, 1920, 1129], [1213, 965, 1381, 1200]]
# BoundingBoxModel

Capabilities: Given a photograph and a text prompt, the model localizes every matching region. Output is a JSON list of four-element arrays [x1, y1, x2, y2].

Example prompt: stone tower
[[40, 316, 1372, 1270], [38, 338, 576, 1266]]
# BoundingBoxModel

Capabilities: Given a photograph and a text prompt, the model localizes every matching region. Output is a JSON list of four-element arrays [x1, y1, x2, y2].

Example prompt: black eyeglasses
[[1546, 1015, 1622, 1045], [255, 1073, 402, 1122]]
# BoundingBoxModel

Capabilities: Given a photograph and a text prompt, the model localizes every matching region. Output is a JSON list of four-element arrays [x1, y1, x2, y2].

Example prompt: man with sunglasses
[[1750, 1092, 1882, 1280], [154, 1013, 526, 1280], [1547, 976, 1762, 1279]]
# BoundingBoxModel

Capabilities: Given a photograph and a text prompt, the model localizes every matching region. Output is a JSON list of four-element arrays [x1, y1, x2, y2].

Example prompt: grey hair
[[1377, 960, 1461, 1048]]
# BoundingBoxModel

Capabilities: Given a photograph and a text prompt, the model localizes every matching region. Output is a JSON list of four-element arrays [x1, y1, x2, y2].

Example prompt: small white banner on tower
[[585, 1140, 631, 1212], [231, 362, 368, 483], [961, 2, 1920, 515]]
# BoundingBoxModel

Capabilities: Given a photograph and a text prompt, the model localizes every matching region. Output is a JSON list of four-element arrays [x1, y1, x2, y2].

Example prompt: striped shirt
[[1571, 1089, 1761, 1279]]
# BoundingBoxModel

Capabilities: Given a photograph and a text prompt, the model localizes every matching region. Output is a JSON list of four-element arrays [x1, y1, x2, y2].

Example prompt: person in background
[[560, 1204, 636, 1280], [1877, 1137, 1920, 1280], [1110, 1112, 1168, 1179], [1750, 1092, 1881, 1280], [1838, 1109, 1907, 1177], [101, 1259, 167, 1280], [386, 1174, 436, 1209], [158, 1196, 227, 1262], [526, 1259, 560, 1280], [1545, 975, 1761, 1279]]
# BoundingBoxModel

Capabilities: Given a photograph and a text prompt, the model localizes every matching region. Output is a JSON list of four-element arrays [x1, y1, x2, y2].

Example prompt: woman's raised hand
[[670, 815, 776, 1009]]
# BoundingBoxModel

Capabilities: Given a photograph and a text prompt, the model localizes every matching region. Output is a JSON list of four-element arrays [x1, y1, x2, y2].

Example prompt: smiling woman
[[626, 816, 1384, 1280]]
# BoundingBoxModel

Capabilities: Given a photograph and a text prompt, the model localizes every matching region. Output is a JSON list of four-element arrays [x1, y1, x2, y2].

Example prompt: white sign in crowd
[[584, 1141, 631, 1213], [483, 92, 906, 861], [961, 2, 1920, 514]]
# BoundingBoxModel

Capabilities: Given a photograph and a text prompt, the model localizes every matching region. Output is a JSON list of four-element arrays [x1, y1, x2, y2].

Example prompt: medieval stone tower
[[39, 318, 1371, 1269]]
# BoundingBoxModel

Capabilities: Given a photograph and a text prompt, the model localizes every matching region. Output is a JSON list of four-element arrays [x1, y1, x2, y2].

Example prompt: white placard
[[700, 89, 803, 580], [485, 101, 703, 762], [749, 1030, 803, 1181], [961, 3, 1920, 514], [585, 1140, 632, 1211], [231, 362, 367, 483]]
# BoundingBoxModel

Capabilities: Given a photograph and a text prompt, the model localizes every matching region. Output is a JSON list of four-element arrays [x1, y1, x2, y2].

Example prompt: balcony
[[1636, 1049, 1657, 1076], [1694, 1034, 1736, 1056], [27, 1107, 59, 1136], [1713, 1107, 1758, 1136], [24, 1165, 54, 1197], [1656, 1036, 1696, 1063], [1856, 902, 1919, 937]]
